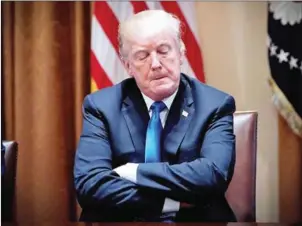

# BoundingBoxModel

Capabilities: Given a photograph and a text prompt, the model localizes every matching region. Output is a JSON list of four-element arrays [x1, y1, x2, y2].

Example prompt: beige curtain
[[2, 2, 91, 221]]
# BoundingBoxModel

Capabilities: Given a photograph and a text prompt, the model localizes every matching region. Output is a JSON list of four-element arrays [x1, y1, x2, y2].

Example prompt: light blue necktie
[[145, 101, 166, 163]]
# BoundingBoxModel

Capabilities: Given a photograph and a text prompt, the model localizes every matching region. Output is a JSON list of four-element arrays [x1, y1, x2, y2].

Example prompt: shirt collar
[[141, 89, 178, 111]]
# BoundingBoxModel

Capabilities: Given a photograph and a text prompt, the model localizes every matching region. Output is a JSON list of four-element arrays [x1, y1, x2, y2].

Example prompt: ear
[[179, 40, 185, 65], [179, 50, 185, 66], [123, 60, 134, 77]]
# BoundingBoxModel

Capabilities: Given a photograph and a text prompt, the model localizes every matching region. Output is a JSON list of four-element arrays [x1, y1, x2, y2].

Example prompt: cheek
[[139, 67, 150, 79], [134, 66, 152, 84], [164, 59, 181, 75]]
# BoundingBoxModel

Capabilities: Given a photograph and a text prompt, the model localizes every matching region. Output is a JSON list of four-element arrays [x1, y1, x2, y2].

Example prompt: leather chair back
[[2, 140, 18, 221], [226, 111, 258, 222]]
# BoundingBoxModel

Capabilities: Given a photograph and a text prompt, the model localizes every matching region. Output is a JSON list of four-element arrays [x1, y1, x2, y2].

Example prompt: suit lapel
[[162, 76, 195, 157], [122, 81, 149, 155]]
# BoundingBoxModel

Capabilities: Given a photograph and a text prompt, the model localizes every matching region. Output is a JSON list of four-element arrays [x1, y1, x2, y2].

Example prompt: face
[[123, 31, 184, 101]]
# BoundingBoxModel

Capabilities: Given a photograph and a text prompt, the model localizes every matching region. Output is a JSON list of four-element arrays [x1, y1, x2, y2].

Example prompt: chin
[[152, 84, 177, 100]]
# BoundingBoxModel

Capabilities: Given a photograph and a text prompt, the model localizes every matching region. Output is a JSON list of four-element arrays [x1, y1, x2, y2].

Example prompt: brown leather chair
[[1, 140, 18, 222], [226, 111, 258, 222]]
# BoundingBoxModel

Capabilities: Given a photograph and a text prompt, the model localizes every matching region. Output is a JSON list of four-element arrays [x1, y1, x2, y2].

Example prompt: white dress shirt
[[141, 90, 177, 127], [114, 89, 180, 213]]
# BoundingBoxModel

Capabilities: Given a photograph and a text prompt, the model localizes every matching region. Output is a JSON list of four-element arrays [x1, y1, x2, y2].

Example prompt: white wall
[[195, 2, 279, 222]]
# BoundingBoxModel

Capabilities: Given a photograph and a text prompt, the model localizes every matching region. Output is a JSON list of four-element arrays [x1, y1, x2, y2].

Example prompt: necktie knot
[[150, 101, 166, 114]]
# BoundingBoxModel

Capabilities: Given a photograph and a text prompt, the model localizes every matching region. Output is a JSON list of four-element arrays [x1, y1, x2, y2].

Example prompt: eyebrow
[[131, 42, 171, 55], [157, 43, 171, 49], [132, 48, 147, 55], [157, 42, 171, 47], [133, 49, 148, 55]]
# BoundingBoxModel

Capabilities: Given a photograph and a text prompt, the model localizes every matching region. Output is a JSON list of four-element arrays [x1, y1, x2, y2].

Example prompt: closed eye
[[157, 44, 170, 55], [134, 51, 149, 61]]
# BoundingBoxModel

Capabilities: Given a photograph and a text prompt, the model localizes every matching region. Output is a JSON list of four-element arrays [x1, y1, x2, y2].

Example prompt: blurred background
[[1, 1, 302, 223]]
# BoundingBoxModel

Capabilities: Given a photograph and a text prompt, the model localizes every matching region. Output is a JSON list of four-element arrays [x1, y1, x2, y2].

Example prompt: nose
[[150, 52, 162, 70]]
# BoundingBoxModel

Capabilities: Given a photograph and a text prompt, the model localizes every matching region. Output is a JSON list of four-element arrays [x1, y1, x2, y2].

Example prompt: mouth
[[153, 75, 166, 80]]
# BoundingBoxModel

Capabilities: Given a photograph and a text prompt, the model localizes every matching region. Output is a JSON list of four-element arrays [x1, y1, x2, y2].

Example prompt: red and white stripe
[[91, 1, 205, 92]]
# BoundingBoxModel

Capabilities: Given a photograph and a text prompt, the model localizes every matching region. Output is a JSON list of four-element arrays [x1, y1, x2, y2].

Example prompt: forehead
[[128, 30, 178, 51]]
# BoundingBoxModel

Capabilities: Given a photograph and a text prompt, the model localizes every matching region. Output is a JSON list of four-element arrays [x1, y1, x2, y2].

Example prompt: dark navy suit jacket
[[74, 74, 236, 222]]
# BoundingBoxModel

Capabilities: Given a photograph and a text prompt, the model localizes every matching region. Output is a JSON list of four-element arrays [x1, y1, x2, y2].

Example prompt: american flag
[[90, 1, 205, 92]]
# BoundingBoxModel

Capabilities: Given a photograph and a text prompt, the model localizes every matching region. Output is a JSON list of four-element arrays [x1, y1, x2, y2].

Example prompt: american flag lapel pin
[[182, 110, 188, 117]]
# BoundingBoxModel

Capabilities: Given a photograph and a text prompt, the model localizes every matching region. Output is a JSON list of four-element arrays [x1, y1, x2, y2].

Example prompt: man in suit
[[74, 10, 236, 222]]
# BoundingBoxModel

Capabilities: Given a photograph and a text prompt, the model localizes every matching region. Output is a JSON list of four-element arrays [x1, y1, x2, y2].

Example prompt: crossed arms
[[74, 94, 236, 215]]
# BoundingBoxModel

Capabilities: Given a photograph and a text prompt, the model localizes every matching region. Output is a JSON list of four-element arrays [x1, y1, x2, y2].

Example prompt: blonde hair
[[118, 10, 186, 60]]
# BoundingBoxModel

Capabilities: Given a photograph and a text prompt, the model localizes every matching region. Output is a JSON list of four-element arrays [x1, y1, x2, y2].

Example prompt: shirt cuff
[[114, 163, 138, 183], [162, 198, 180, 213]]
